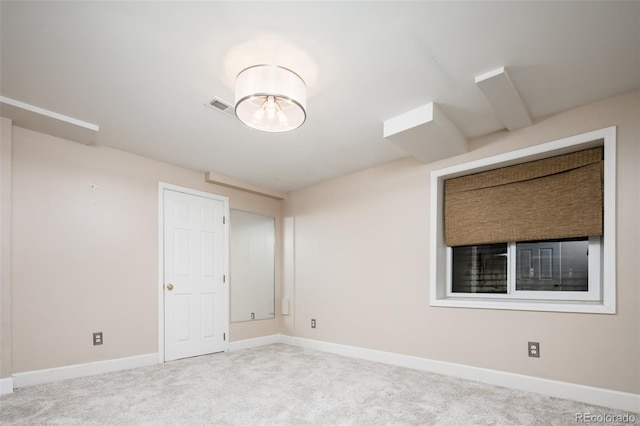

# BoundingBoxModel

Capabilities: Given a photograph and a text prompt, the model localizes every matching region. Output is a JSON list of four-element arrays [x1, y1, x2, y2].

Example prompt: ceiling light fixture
[[235, 64, 306, 132]]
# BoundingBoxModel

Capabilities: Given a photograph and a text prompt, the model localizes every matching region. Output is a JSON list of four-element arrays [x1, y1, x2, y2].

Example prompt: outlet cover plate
[[93, 332, 103, 346]]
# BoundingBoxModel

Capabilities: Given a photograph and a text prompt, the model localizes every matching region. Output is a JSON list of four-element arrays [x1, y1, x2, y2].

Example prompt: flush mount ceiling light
[[235, 64, 306, 132]]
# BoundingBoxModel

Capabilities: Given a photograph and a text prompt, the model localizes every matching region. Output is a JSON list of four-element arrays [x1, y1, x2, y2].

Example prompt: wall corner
[[0, 117, 13, 382]]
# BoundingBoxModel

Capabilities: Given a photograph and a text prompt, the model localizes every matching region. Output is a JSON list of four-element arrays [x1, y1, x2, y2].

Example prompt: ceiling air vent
[[205, 97, 236, 119]]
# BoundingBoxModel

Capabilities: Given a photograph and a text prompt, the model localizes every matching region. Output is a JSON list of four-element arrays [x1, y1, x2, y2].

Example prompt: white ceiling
[[1, 1, 639, 192]]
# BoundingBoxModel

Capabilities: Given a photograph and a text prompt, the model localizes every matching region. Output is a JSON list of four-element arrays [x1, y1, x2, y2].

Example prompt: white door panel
[[163, 188, 227, 361]]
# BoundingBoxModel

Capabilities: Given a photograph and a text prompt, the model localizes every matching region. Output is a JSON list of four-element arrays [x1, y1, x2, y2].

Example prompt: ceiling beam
[[475, 67, 532, 131], [383, 102, 468, 164]]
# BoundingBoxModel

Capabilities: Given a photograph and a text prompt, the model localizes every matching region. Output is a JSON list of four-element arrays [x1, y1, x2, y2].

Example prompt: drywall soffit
[[383, 102, 468, 164], [475, 67, 532, 131], [204, 171, 287, 200], [0, 96, 98, 145]]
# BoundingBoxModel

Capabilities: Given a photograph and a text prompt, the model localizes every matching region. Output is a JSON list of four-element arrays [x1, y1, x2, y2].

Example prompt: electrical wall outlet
[[311, 319, 316, 328], [528, 341, 539, 357], [93, 332, 103, 346], [251, 313, 255, 320]]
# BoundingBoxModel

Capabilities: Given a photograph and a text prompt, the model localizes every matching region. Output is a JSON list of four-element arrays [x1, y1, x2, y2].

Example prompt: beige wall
[[285, 90, 640, 394], [9, 125, 282, 373]]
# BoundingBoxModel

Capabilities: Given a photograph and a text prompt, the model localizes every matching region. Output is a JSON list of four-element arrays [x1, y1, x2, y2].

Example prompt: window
[[429, 127, 616, 314], [448, 237, 601, 302]]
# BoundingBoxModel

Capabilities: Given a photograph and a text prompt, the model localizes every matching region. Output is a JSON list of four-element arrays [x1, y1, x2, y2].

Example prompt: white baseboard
[[292, 337, 640, 414], [13, 353, 158, 388], [228, 333, 294, 351], [0, 377, 13, 395]]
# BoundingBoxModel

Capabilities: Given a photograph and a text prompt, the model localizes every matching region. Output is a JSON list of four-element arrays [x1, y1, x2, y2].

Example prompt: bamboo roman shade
[[444, 147, 604, 247]]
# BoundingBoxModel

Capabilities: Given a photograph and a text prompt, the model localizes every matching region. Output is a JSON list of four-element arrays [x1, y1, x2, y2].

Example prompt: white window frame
[[445, 236, 602, 302], [429, 127, 616, 314]]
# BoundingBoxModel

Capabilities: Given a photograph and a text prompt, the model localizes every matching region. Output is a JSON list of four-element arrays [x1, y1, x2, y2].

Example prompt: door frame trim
[[157, 182, 230, 363]]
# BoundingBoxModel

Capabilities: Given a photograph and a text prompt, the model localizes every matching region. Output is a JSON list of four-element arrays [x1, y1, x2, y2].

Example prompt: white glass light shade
[[235, 65, 306, 132]]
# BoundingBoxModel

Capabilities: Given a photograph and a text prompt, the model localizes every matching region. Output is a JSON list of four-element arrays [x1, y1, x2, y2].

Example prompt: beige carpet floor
[[0, 344, 637, 425]]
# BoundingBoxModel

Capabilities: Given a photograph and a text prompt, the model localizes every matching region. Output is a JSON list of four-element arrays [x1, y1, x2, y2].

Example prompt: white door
[[163, 188, 227, 361]]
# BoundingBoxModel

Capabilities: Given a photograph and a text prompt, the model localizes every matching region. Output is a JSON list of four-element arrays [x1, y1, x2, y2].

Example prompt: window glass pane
[[452, 244, 507, 293], [519, 249, 532, 279], [515, 238, 589, 291]]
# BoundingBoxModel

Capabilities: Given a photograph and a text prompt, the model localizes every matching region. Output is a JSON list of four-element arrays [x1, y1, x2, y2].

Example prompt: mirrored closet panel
[[230, 209, 275, 322]]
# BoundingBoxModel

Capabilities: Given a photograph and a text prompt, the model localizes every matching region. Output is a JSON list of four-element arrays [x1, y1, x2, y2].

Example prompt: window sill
[[430, 297, 615, 314]]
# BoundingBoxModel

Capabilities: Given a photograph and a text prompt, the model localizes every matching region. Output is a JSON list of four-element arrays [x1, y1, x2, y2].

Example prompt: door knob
[[166, 283, 174, 291]]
